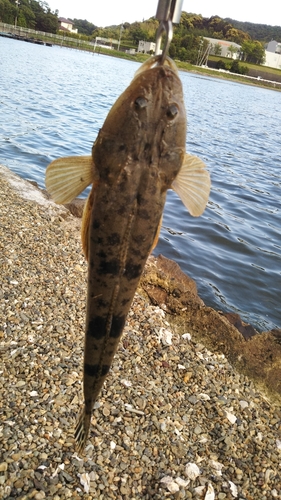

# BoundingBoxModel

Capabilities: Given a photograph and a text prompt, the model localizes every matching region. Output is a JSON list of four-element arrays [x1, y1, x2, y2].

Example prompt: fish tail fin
[[74, 406, 91, 455]]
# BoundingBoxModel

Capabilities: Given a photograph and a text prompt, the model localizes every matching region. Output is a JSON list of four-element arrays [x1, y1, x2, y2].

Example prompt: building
[[138, 40, 156, 54], [266, 40, 281, 53], [204, 37, 241, 59], [58, 17, 78, 34], [263, 50, 281, 69]]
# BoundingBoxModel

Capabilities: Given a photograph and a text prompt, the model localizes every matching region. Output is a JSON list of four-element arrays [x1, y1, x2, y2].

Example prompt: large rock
[[139, 255, 281, 403]]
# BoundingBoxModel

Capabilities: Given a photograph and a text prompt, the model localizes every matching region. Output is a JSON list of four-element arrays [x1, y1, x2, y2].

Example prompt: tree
[[73, 19, 97, 36], [213, 43, 222, 56], [227, 44, 238, 58], [0, 0, 58, 32], [0, 0, 15, 24], [241, 40, 265, 64]]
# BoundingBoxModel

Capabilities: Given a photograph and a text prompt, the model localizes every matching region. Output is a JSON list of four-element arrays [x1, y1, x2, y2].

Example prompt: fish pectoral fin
[[171, 153, 211, 216], [45, 156, 94, 204]]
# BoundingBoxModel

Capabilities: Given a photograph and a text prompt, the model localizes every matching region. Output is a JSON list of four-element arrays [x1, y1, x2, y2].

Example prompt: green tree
[[213, 43, 222, 56], [73, 19, 97, 36], [241, 40, 265, 64], [227, 44, 238, 58], [0, 0, 15, 24], [0, 0, 58, 32]]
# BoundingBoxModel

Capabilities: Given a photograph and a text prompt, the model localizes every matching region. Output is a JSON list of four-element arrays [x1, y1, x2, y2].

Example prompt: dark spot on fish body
[[87, 316, 107, 339], [138, 208, 150, 220], [121, 297, 131, 306], [107, 233, 121, 246], [97, 250, 107, 259], [91, 235, 104, 246], [124, 261, 142, 281], [84, 363, 110, 377], [132, 234, 147, 245], [110, 315, 126, 338], [99, 258, 120, 275], [117, 204, 128, 216], [96, 297, 110, 309], [129, 246, 150, 260]]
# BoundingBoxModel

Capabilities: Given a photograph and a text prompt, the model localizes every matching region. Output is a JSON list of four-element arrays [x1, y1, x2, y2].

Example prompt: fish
[[45, 54, 210, 454]]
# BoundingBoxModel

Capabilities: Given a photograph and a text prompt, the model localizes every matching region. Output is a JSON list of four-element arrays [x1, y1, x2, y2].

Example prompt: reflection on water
[[1, 38, 281, 331]]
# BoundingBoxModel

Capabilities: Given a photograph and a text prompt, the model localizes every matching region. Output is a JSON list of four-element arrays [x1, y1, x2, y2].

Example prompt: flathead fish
[[45, 55, 210, 453]]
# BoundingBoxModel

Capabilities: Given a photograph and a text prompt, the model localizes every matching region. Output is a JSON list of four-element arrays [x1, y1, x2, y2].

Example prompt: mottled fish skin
[[75, 62, 187, 452]]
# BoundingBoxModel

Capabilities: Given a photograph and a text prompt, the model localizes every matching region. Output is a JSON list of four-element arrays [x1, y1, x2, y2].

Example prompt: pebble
[[1, 170, 281, 499]]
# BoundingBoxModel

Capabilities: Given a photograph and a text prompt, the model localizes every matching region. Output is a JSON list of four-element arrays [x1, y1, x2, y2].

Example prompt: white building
[[204, 37, 241, 59], [263, 50, 281, 69], [58, 18, 78, 34], [138, 40, 156, 54]]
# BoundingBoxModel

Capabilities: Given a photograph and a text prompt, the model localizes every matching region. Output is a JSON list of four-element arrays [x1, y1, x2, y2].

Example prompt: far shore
[[1, 27, 281, 92]]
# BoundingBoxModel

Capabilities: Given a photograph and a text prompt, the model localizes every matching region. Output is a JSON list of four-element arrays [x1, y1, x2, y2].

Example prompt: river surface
[[1, 37, 280, 332]]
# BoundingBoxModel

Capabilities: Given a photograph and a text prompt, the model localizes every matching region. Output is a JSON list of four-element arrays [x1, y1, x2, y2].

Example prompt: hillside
[[225, 18, 281, 43]]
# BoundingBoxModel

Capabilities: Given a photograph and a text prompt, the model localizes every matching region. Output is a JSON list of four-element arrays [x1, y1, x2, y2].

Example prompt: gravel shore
[[0, 165, 280, 499]]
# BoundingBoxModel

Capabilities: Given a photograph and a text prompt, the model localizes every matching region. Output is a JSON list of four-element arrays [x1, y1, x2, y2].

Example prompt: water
[[1, 38, 281, 332]]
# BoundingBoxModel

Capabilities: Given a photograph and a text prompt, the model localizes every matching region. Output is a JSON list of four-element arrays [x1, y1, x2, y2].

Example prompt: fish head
[[93, 57, 187, 190]]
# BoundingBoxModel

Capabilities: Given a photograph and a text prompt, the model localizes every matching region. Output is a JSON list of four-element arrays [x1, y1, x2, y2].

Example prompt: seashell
[[194, 485, 205, 496], [182, 333, 191, 340], [198, 393, 211, 401], [224, 410, 237, 424], [204, 482, 215, 500], [120, 379, 132, 387], [185, 462, 200, 480], [110, 441, 116, 451], [264, 469, 274, 483], [158, 327, 173, 345], [239, 400, 249, 409], [209, 460, 224, 475], [228, 480, 238, 497], [160, 476, 180, 493], [175, 477, 189, 487], [78, 472, 90, 493]]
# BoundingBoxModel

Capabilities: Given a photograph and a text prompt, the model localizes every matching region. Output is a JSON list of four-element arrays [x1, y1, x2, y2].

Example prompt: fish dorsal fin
[[171, 153, 211, 216], [81, 184, 98, 261], [45, 156, 94, 204]]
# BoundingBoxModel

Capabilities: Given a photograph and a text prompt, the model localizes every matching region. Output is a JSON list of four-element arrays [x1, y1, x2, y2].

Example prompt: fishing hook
[[155, 0, 184, 62]]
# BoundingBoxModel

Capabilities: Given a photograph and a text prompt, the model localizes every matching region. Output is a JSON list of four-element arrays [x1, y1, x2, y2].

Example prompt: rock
[[223, 312, 257, 339], [64, 198, 86, 218], [140, 254, 204, 312]]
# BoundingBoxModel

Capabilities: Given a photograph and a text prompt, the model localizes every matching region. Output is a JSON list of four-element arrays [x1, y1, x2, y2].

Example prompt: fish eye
[[135, 97, 148, 109], [166, 104, 179, 120]]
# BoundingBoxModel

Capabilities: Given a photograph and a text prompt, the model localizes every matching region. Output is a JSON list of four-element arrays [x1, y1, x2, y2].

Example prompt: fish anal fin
[[81, 182, 98, 261], [45, 156, 94, 204], [172, 153, 211, 216], [150, 215, 163, 253]]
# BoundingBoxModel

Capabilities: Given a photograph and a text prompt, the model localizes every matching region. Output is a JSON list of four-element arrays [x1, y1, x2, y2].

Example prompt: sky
[[47, 0, 281, 28]]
